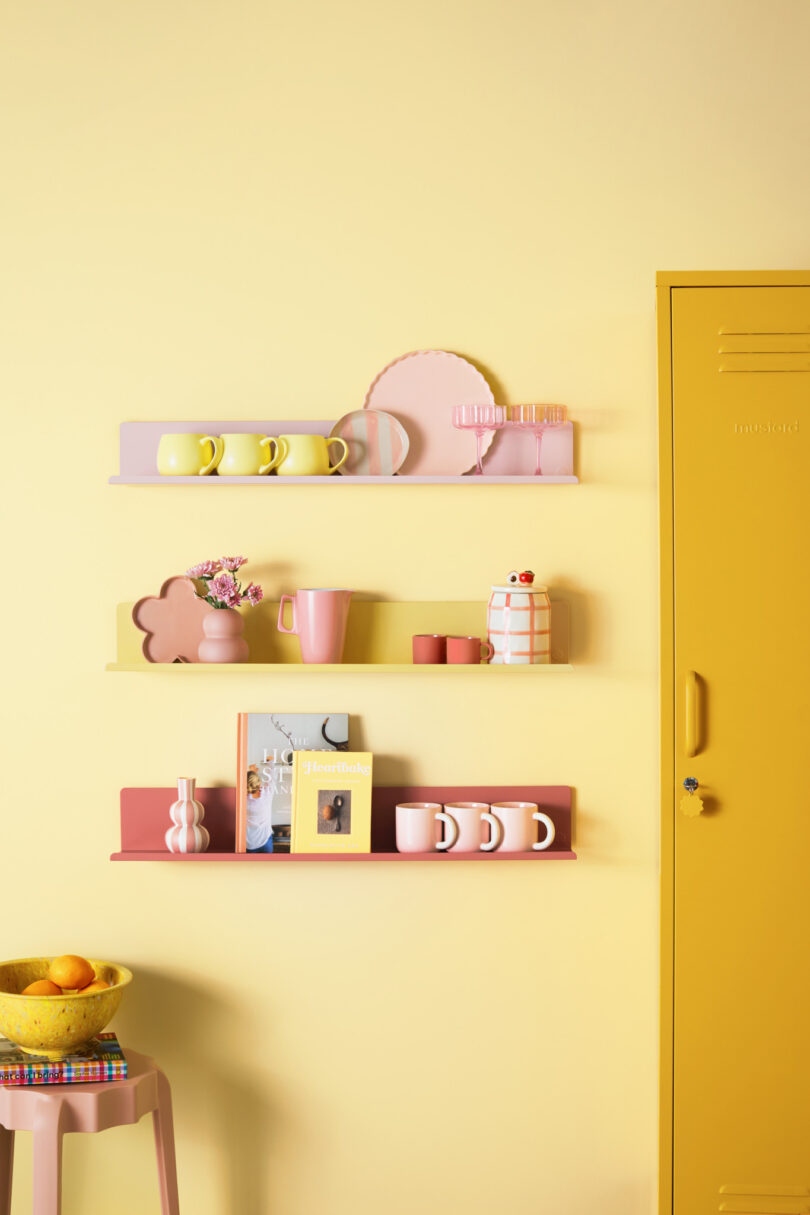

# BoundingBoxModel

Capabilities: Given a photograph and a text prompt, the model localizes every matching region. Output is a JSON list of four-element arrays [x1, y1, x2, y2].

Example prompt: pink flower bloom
[[219, 556, 247, 572], [209, 573, 238, 605], [186, 560, 221, 579], [243, 582, 264, 606]]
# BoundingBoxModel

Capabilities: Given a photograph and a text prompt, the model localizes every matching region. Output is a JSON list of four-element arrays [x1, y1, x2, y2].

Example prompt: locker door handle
[[685, 670, 699, 758]]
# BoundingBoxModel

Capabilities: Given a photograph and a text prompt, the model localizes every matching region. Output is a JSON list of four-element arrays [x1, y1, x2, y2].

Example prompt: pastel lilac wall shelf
[[109, 421, 577, 484], [111, 786, 576, 861]]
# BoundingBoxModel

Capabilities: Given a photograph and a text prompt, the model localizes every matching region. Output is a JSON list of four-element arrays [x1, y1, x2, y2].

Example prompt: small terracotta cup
[[446, 635, 494, 664], [412, 634, 446, 663]]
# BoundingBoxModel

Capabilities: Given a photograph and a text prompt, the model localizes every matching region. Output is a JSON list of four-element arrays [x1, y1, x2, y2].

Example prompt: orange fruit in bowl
[[21, 979, 63, 996], [48, 955, 95, 991], [80, 980, 110, 993]]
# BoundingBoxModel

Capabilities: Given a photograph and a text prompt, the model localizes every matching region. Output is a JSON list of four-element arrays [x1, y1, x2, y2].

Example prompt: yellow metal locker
[[658, 272, 810, 1215]]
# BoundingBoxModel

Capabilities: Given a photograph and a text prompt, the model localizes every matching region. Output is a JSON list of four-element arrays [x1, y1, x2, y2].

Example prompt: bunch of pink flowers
[[186, 556, 264, 610]]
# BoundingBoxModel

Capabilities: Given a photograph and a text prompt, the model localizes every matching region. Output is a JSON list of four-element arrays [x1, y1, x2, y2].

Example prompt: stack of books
[[236, 712, 373, 855], [0, 1033, 127, 1086]]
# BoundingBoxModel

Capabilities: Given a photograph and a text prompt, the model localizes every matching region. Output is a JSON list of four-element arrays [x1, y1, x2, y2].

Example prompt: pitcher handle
[[435, 811, 459, 851], [277, 594, 297, 635], [326, 436, 349, 473], [199, 435, 223, 475], [259, 437, 283, 475], [481, 812, 503, 852], [532, 811, 556, 851]]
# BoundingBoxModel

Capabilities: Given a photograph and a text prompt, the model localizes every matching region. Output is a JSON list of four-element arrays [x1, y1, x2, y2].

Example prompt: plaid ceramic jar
[[487, 582, 551, 664]]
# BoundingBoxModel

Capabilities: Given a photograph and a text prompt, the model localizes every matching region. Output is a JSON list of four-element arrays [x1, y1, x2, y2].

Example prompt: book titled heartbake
[[291, 751, 373, 854]]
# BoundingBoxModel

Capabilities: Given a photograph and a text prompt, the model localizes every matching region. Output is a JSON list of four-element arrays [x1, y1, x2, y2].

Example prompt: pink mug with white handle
[[277, 588, 353, 664], [395, 803, 460, 853], [490, 801, 556, 852], [444, 802, 504, 852]]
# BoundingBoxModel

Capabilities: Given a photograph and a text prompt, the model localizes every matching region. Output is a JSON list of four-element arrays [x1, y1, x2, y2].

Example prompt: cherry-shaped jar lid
[[492, 570, 547, 594]]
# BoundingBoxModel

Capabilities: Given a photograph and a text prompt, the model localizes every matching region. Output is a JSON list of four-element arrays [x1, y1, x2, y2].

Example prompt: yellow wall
[[1, 2, 808, 1211]]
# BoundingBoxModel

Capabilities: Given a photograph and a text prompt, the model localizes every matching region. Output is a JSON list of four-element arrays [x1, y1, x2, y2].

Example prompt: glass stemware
[[451, 404, 506, 475], [511, 404, 568, 476]]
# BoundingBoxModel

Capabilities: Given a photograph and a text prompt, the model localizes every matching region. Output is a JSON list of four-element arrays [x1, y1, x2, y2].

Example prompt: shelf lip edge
[[110, 850, 578, 862], [104, 662, 574, 673], [108, 475, 579, 485]]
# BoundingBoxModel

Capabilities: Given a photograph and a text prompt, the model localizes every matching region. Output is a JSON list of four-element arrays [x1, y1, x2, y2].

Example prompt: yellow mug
[[157, 433, 223, 476], [218, 433, 283, 476], [275, 434, 349, 476]]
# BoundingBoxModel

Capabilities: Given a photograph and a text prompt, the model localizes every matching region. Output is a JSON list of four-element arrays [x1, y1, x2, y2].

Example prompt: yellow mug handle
[[272, 436, 290, 473], [199, 435, 224, 476], [259, 437, 283, 475], [326, 436, 349, 473]]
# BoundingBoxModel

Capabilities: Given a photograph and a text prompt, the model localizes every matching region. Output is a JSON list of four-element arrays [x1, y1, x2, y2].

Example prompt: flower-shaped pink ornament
[[133, 576, 215, 663]]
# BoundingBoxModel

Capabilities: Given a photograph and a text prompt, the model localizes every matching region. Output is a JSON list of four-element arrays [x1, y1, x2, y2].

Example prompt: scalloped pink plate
[[363, 350, 496, 476]]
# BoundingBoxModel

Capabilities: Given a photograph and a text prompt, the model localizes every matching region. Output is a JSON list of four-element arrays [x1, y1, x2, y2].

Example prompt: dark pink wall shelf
[[112, 785, 576, 862]]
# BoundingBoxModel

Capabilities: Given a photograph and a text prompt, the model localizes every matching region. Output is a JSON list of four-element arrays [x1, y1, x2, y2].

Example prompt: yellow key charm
[[680, 776, 704, 817]]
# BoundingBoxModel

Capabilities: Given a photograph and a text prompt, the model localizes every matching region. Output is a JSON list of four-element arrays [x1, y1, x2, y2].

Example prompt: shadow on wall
[[116, 967, 281, 1215], [551, 577, 601, 665]]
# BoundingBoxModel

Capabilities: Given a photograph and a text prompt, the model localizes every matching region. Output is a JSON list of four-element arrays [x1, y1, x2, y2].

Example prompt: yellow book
[[291, 751, 373, 854]]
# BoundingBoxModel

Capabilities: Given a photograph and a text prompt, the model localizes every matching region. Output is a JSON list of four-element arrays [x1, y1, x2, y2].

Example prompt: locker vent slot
[[718, 1205, 809, 1213], [718, 329, 810, 372], [718, 1183, 810, 1213], [718, 1200, 806, 1210]]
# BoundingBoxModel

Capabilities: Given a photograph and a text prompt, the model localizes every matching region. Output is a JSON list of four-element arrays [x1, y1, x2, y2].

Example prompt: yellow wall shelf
[[108, 598, 571, 670]]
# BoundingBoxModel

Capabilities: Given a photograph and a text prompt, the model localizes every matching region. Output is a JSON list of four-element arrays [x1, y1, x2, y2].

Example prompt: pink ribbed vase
[[198, 608, 249, 663], [165, 778, 210, 854]]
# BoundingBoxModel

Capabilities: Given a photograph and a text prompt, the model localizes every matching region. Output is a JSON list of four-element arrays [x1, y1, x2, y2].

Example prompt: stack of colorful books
[[0, 1033, 127, 1086]]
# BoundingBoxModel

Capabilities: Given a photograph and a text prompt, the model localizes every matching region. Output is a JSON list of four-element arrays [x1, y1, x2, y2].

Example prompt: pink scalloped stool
[[0, 1049, 179, 1215]]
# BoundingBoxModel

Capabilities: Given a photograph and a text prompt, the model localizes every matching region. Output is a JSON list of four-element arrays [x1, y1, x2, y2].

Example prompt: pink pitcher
[[277, 588, 353, 663]]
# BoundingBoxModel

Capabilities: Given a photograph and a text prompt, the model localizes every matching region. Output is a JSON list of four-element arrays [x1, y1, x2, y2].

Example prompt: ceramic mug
[[446, 635, 494, 664], [444, 802, 504, 852], [275, 434, 349, 476], [395, 802, 460, 853], [218, 433, 283, 476], [490, 801, 556, 852], [412, 634, 446, 663], [157, 433, 223, 476], [277, 588, 354, 663]]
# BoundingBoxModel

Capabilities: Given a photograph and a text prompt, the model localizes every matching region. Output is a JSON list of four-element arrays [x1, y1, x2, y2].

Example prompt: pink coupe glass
[[511, 404, 568, 476], [451, 405, 506, 475]]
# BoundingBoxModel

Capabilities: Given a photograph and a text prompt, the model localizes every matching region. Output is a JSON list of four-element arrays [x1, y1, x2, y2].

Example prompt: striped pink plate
[[330, 410, 410, 476]]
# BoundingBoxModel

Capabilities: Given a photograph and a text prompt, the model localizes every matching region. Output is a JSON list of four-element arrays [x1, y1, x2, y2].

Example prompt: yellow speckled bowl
[[0, 958, 132, 1058]]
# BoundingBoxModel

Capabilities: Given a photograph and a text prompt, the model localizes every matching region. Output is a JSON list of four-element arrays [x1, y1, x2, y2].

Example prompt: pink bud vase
[[165, 778, 210, 853], [198, 608, 249, 663]]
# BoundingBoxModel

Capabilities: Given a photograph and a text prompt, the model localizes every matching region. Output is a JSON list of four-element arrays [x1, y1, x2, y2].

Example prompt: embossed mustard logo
[[734, 421, 800, 434]]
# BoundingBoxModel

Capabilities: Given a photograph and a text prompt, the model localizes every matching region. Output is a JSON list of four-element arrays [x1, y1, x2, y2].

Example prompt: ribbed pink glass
[[451, 405, 506, 475], [509, 404, 568, 475]]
